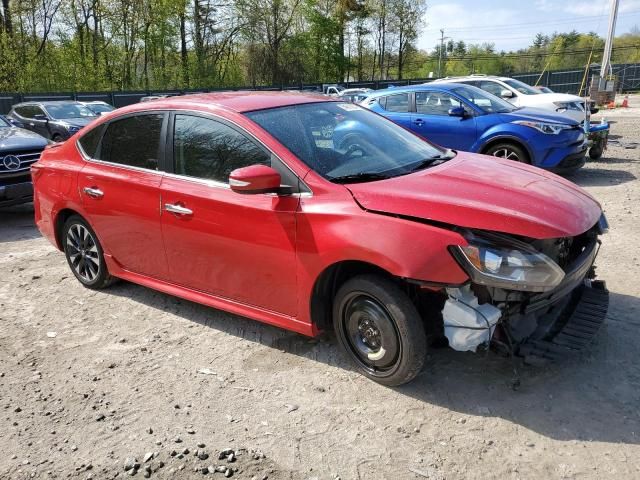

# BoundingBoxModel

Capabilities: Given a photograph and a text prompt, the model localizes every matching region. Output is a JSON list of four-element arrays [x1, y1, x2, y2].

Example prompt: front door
[[160, 113, 298, 316], [412, 91, 477, 150], [77, 112, 169, 279]]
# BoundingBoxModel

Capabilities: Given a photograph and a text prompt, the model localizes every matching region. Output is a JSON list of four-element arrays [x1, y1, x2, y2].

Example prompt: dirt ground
[[1, 99, 640, 480]]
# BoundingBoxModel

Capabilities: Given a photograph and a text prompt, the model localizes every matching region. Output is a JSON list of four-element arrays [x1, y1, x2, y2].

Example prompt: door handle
[[164, 203, 193, 216], [413, 118, 424, 125], [29, 122, 35, 127], [83, 187, 104, 198]]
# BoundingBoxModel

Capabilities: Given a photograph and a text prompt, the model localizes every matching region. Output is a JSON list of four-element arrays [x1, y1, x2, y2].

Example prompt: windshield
[[0, 116, 9, 127], [86, 103, 114, 114], [503, 79, 541, 95], [246, 102, 450, 183], [452, 86, 516, 113], [44, 103, 97, 120]]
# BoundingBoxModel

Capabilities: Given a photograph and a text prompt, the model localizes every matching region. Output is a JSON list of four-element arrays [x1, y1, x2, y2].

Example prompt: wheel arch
[[479, 135, 533, 163], [309, 260, 399, 333], [53, 208, 83, 250]]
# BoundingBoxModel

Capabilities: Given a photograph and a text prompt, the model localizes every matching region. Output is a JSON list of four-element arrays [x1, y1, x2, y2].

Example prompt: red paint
[[33, 93, 604, 337], [229, 165, 282, 193]]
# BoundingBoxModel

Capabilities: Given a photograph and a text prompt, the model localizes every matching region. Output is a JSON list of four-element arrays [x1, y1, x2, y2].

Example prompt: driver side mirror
[[229, 164, 282, 195], [448, 106, 466, 117], [500, 89, 514, 99]]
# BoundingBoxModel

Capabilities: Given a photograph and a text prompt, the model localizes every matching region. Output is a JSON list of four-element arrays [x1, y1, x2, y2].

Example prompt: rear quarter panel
[[32, 141, 85, 250]]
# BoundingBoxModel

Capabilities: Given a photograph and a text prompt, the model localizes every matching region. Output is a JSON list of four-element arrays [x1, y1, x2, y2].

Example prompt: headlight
[[450, 232, 565, 292], [513, 120, 573, 135]]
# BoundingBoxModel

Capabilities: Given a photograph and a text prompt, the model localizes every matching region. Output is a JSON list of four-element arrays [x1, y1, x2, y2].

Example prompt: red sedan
[[32, 92, 609, 385]]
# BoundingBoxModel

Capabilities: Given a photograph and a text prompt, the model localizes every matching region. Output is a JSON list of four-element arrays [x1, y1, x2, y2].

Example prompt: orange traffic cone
[[622, 95, 629, 108]]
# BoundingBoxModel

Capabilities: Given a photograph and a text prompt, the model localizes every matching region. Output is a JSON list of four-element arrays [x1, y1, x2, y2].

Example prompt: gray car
[[8, 101, 97, 142]]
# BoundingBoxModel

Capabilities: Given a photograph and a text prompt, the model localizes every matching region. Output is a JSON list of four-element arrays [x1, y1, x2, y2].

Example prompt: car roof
[[365, 83, 470, 97], [14, 100, 82, 107], [114, 91, 338, 115]]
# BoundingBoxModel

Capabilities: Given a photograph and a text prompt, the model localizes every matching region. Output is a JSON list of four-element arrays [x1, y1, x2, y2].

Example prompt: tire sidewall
[[333, 275, 427, 386], [62, 215, 109, 289]]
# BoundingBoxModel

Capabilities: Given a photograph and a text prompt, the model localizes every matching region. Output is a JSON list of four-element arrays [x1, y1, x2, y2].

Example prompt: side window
[[415, 91, 463, 115], [382, 93, 410, 113], [15, 106, 33, 118], [32, 106, 46, 118], [78, 125, 105, 159], [478, 81, 505, 97], [173, 114, 270, 183], [97, 114, 164, 170]]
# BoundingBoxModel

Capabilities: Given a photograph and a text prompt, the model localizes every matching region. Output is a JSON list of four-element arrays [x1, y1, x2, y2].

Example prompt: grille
[[0, 150, 43, 175]]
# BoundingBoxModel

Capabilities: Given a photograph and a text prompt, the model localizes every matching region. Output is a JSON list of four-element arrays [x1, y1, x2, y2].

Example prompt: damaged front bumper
[[439, 226, 608, 361]]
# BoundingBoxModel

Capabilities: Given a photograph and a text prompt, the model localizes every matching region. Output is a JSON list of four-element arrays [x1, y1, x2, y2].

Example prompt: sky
[[417, 0, 640, 52]]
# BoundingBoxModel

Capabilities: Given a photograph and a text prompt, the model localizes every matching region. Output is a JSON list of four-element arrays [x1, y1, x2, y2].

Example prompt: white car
[[433, 75, 589, 123], [78, 101, 115, 115]]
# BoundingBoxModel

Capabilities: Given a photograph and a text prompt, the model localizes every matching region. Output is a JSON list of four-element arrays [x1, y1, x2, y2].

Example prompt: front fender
[[473, 124, 535, 159]]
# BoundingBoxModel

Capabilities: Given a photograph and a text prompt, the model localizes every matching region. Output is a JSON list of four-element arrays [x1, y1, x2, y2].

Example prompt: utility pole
[[437, 29, 450, 78], [599, 0, 620, 90]]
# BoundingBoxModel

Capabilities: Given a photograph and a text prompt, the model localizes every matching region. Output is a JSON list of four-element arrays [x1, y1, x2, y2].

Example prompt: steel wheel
[[66, 224, 100, 282], [342, 293, 401, 373]]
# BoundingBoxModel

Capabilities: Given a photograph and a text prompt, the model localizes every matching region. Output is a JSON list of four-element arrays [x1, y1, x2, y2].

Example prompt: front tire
[[485, 142, 530, 164], [589, 146, 603, 159], [63, 215, 114, 289], [333, 275, 427, 386]]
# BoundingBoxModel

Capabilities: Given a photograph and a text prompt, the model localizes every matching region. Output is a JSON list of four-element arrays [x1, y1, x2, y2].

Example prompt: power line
[[427, 10, 640, 33]]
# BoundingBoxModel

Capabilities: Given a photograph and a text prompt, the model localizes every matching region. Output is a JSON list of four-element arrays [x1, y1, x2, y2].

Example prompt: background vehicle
[[79, 101, 115, 115], [32, 93, 608, 386], [434, 75, 590, 123], [8, 101, 97, 142], [362, 83, 588, 172], [1, 114, 25, 128], [339, 88, 373, 103], [139, 95, 169, 103], [0, 115, 48, 207], [322, 84, 344, 96]]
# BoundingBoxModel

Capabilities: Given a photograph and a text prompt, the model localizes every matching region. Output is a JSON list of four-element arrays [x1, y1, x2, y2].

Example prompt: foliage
[[0, 1, 638, 92]]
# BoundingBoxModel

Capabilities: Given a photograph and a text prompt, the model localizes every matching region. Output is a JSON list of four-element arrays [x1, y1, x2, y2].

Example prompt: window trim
[[414, 90, 475, 117], [75, 110, 169, 175], [166, 110, 311, 195]]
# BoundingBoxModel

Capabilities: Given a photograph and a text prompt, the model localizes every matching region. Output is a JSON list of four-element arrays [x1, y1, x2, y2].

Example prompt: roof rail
[[469, 74, 487, 77]]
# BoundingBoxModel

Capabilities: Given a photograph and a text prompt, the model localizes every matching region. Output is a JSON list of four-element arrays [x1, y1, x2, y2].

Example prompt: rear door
[[378, 92, 413, 129], [77, 112, 169, 279], [411, 91, 476, 150], [159, 113, 299, 316]]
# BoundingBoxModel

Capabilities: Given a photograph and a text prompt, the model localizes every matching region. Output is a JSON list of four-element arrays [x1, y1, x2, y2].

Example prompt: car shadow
[[0, 203, 41, 243], [106, 278, 640, 446], [567, 164, 636, 187]]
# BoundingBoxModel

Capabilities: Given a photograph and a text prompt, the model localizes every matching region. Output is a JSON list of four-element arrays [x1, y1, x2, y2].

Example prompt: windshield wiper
[[408, 149, 456, 172], [328, 172, 391, 184]]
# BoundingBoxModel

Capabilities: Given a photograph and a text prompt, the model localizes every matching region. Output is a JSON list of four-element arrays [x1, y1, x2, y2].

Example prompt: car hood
[[346, 152, 602, 240], [524, 92, 584, 105], [0, 127, 48, 151], [499, 107, 580, 125]]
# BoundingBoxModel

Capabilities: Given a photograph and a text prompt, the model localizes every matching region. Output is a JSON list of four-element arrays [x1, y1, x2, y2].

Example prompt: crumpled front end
[[437, 215, 609, 362]]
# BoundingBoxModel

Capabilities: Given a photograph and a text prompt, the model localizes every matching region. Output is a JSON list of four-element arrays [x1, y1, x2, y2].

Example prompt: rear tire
[[333, 274, 427, 386], [62, 215, 115, 289], [485, 142, 530, 164], [52, 134, 64, 143]]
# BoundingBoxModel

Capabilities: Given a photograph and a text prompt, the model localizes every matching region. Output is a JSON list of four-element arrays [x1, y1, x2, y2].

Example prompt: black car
[[0, 115, 49, 207], [7, 101, 97, 142]]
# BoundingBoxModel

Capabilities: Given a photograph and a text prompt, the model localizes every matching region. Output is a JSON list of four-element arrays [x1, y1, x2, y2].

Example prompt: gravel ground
[[1, 100, 639, 480]]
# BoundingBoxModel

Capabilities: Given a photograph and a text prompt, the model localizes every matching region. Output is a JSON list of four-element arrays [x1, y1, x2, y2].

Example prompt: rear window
[[96, 114, 164, 170], [78, 125, 105, 158]]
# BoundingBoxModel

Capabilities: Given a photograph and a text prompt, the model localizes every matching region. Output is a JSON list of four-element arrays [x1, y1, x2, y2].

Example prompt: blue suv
[[362, 83, 587, 173]]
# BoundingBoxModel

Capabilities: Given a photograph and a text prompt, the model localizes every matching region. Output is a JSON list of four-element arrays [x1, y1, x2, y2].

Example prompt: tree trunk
[[2, 0, 11, 33], [180, 10, 189, 87]]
